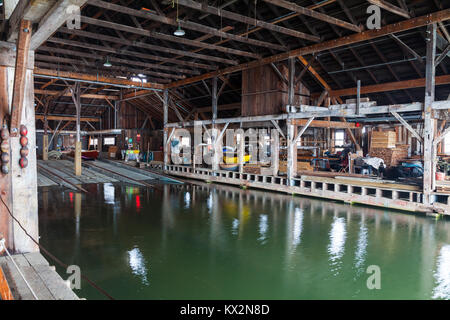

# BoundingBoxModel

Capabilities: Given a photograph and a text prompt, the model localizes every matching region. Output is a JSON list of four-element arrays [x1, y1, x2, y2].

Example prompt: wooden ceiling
[[26, 0, 450, 128]]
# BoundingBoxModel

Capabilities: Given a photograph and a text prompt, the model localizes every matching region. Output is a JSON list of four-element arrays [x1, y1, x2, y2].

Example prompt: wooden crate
[[371, 131, 397, 148]]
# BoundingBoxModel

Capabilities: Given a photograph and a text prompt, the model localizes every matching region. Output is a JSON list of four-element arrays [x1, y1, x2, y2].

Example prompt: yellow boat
[[223, 154, 251, 164]]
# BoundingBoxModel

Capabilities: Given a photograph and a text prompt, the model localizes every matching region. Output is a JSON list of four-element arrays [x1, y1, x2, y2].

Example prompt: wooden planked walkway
[[0, 252, 79, 300]]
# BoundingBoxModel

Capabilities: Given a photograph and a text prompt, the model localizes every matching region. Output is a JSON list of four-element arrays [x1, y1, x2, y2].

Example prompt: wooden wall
[[241, 64, 310, 117]]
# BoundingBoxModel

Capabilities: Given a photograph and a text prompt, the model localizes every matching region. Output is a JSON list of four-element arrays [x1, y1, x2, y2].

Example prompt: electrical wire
[[0, 194, 115, 300]]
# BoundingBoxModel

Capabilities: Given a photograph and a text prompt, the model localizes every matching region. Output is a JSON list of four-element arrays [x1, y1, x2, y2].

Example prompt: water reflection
[[354, 219, 368, 275], [258, 214, 268, 244], [328, 216, 347, 275], [104, 183, 115, 204], [38, 181, 450, 300], [432, 245, 450, 299], [292, 208, 304, 248], [128, 247, 149, 286]]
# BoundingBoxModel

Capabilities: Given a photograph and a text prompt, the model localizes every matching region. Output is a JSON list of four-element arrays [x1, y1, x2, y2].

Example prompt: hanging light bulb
[[173, 0, 185, 36], [103, 57, 112, 67], [174, 23, 185, 36]]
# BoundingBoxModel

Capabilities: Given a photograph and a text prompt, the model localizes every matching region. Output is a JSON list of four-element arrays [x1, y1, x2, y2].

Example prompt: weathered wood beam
[[30, 0, 88, 50], [177, 0, 320, 42], [42, 40, 197, 75], [34, 89, 118, 100], [80, 16, 260, 59], [35, 115, 100, 122], [10, 19, 31, 136], [34, 68, 164, 90], [367, 0, 410, 19], [325, 74, 450, 97], [35, 54, 187, 79], [87, 0, 285, 51], [167, 9, 450, 88], [262, 0, 361, 32], [292, 119, 356, 128], [59, 27, 237, 65]]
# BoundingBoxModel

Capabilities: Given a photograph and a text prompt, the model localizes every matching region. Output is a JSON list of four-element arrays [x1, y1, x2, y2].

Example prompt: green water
[[38, 182, 450, 300]]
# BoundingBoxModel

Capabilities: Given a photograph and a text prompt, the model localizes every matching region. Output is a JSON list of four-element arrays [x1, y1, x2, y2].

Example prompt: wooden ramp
[[0, 252, 79, 300]]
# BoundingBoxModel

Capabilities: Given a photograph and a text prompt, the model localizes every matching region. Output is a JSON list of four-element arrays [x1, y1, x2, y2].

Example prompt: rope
[[0, 238, 39, 300], [0, 195, 115, 300]]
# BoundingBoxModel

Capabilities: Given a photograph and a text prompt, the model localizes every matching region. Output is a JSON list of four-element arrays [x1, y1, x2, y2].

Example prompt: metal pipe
[[36, 129, 123, 135]]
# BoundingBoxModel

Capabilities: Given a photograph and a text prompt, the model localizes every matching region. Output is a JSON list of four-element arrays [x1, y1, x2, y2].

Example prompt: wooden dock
[[164, 164, 450, 215], [0, 252, 79, 300]]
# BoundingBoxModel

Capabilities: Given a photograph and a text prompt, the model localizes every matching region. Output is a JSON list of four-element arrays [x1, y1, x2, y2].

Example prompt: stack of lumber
[[279, 161, 313, 174], [369, 144, 409, 166], [244, 164, 261, 174], [371, 131, 397, 148]]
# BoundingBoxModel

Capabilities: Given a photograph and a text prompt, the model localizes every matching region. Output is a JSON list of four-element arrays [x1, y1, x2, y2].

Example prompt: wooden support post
[[10, 20, 31, 136], [238, 133, 244, 174], [42, 135, 49, 160], [423, 23, 437, 205], [286, 57, 296, 186], [211, 77, 219, 172], [271, 129, 279, 177], [163, 89, 169, 170], [71, 83, 82, 176], [0, 37, 38, 253]]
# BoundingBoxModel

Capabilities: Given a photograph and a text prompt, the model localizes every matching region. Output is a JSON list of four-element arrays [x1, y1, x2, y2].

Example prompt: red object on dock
[[436, 172, 445, 181], [81, 150, 99, 160]]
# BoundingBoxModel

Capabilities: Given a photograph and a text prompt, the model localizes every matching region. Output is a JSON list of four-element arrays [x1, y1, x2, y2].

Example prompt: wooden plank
[[263, 0, 361, 32], [10, 19, 32, 136], [34, 89, 118, 100], [34, 68, 164, 90], [367, 0, 410, 19], [35, 115, 100, 122], [292, 119, 356, 128], [30, 0, 88, 50]]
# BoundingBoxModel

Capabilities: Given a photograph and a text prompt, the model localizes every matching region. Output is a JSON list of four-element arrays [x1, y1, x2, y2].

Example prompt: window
[[181, 137, 190, 147], [104, 137, 115, 145], [335, 130, 345, 152], [89, 138, 98, 146], [444, 133, 450, 154]]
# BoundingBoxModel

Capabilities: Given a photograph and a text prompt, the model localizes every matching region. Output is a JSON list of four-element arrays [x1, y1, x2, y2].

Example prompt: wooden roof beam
[[59, 27, 236, 65], [80, 16, 260, 59], [176, 0, 320, 42], [30, 0, 88, 50], [34, 68, 164, 90], [166, 9, 450, 88], [367, 0, 410, 19], [87, 0, 286, 51], [262, 0, 362, 32]]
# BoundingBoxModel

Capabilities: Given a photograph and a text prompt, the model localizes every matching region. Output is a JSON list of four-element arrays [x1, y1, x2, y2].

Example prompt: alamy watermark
[[366, 265, 381, 290], [66, 5, 81, 30], [367, 5, 381, 30], [66, 265, 81, 290]]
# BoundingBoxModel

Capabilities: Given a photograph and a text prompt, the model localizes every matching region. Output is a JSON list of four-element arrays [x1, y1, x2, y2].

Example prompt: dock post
[[423, 23, 437, 205], [163, 89, 169, 171], [71, 83, 82, 176]]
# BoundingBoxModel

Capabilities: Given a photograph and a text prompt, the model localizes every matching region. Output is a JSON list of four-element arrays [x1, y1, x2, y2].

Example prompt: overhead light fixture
[[103, 57, 112, 67], [174, 24, 185, 36]]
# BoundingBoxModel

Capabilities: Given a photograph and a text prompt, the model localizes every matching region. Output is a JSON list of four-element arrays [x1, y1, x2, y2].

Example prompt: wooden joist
[[262, 0, 362, 32], [30, 0, 88, 50], [33, 68, 164, 90], [10, 19, 32, 136], [292, 119, 356, 129], [35, 115, 100, 122], [176, 0, 320, 42], [327, 74, 450, 97], [34, 89, 118, 100], [87, 0, 285, 51], [167, 9, 450, 88], [367, 0, 411, 19]]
